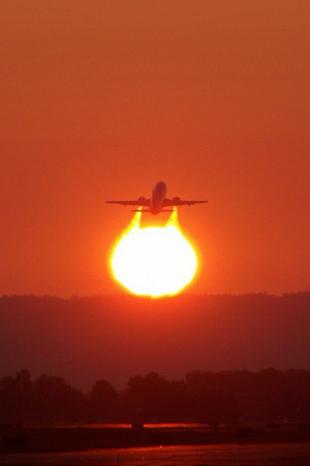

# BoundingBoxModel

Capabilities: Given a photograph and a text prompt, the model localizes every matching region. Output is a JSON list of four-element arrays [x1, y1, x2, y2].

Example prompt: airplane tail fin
[[130, 209, 174, 213]]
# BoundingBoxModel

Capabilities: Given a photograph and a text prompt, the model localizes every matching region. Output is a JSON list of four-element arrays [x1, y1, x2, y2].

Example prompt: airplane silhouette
[[106, 181, 208, 214]]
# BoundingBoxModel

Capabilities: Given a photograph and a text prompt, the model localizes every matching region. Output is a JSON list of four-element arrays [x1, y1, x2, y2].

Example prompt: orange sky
[[1, 0, 310, 296]]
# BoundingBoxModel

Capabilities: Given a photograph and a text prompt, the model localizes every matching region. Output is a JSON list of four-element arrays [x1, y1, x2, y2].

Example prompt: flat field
[[2, 443, 310, 466]]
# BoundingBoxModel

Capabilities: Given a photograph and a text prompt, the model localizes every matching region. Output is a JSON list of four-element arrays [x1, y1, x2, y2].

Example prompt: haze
[[1, 294, 310, 388], [1, 1, 310, 296]]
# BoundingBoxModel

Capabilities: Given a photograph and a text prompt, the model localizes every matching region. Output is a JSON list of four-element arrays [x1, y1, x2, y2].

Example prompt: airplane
[[106, 181, 208, 214]]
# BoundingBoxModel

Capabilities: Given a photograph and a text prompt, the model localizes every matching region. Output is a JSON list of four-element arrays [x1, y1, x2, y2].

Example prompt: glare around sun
[[110, 209, 198, 298]]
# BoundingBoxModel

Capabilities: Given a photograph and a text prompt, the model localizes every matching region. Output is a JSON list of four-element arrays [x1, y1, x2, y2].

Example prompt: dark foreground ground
[[1, 423, 310, 454], [2, 443, 310, 466]]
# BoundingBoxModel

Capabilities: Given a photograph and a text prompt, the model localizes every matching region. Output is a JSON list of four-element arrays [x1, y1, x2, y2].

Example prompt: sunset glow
[[110, 209, 198, 298]]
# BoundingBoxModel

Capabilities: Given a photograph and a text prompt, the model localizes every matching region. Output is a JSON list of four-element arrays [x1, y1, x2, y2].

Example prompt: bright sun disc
[[110, 210, 198, 298]]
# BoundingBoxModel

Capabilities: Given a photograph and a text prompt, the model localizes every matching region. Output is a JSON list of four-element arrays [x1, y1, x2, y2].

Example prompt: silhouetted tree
[[89, 379, 118, 421], [33, 374, 85, 423], [124, 372, 172, 421], [1, 368, 310, 425]]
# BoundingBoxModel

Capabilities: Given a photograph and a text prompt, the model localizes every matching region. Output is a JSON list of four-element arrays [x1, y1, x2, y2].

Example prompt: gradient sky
[[1, 0, 310, 296]]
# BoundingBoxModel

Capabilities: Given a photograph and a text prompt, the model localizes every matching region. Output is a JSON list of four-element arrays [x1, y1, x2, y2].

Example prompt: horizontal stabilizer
[[130, 209, 174, 213]]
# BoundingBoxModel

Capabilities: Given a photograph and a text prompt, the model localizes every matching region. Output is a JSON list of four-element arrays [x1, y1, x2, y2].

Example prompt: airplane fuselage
[[150, 181, 167, 214]]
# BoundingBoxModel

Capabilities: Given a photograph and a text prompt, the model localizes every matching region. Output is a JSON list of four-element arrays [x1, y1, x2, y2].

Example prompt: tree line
[[1, 369, 310, 425]]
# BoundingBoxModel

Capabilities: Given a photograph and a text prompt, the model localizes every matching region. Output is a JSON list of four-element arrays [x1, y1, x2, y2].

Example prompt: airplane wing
[[163, 198, 208, 207], [106, 198, 150, 206]]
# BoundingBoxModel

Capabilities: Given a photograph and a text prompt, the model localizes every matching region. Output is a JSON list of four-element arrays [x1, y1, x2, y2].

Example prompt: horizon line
[[1, 291, 310, 300]]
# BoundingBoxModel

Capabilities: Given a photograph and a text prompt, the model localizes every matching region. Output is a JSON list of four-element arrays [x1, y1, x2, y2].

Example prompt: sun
[[110, 209, 198, 298]]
